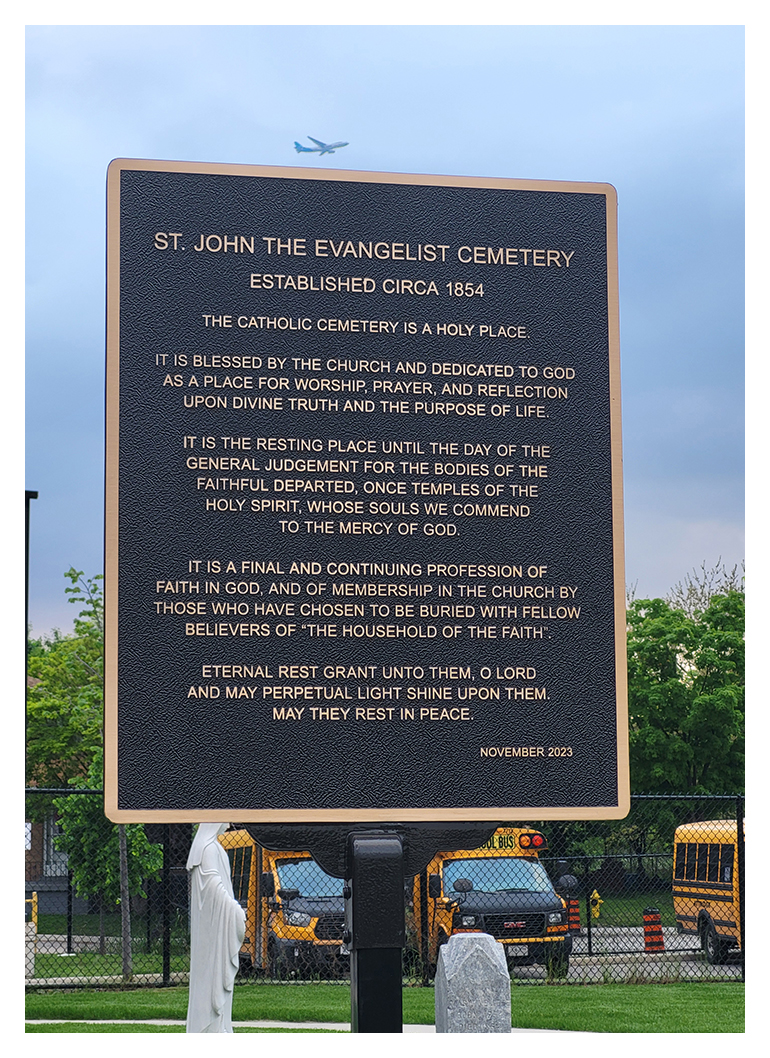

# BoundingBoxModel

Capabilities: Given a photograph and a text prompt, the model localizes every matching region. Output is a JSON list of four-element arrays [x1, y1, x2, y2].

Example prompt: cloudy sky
[[22, 16, 746, 636]]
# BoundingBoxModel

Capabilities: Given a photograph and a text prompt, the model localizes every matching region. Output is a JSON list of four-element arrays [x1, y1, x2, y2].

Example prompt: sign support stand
[[346, 832, 405, 1033], [244, 821, 500, 1032]]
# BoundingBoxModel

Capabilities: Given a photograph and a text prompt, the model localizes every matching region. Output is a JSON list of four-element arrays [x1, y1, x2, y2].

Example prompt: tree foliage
[[26, 569, 104, 787], [29, 569, 162, 906], [626, 574, 744, 794], [665, 558, 745, 619], [53, 749, 163, 905]]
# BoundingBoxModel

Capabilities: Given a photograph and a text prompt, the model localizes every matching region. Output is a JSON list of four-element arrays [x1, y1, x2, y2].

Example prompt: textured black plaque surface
[[105, 160, 627, 822]]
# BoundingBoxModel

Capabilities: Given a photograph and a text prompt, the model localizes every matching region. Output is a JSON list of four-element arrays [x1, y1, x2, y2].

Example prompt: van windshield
[[443, 857, 555, 894], [275, 858, 343, 898]]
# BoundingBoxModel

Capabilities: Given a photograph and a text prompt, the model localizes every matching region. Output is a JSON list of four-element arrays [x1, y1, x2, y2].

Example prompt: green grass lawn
[[595, 893, 677, 928], [26, 981, 744, 1032], [38, 913, 129, 936], [32, 952, 189, 979]]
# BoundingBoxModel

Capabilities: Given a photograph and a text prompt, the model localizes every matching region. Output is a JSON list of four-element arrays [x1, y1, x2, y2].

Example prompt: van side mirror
[[261, 872, 275, 897], [428, 874, 442, 899], [453, 878, 474, 894]]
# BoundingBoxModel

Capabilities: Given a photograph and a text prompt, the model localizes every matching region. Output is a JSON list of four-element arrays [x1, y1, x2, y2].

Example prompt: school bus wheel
[[701, 918, 729, 965], [238, 951, 255, 977]]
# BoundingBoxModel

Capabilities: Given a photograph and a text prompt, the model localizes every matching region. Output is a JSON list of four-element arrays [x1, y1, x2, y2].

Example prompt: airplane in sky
[[294, 136, 349, 156]]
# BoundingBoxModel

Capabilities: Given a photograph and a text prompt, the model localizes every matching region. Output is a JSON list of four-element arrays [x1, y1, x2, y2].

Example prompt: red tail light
[[519, 832, 547, 850]]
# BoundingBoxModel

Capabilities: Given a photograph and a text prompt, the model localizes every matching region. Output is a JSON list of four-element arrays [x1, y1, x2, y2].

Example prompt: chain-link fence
[[25, 791, 744, 988]]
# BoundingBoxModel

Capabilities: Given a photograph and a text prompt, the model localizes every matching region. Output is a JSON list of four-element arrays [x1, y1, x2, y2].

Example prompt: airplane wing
[[307, 137, 328, 149]]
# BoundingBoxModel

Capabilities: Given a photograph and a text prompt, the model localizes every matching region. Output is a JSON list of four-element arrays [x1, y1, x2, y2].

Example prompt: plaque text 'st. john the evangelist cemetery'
[[105, 160, 628, 823]]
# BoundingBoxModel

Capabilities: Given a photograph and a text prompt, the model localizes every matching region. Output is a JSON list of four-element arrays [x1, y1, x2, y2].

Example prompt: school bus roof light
[[519, 832, 547, 849]]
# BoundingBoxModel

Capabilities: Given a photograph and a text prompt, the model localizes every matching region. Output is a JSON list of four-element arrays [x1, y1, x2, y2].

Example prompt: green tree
[[666, 559, 744, 619], [626, 583, 744, 794], [53, 750, 163, 906], [28, 569, 163, 978], [53, 748, 163, 974], [26, 569, 104, 786]]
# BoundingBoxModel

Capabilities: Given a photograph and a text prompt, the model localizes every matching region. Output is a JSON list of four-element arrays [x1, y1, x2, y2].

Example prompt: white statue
[[186, 823, 246, 1033]]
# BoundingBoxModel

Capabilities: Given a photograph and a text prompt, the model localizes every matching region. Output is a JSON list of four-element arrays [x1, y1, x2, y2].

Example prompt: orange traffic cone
[[643, 907, 665, 953]]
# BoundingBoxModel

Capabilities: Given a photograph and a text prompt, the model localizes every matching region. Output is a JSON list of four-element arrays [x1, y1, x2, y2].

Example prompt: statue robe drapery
[[186, 823, 246, 1033]]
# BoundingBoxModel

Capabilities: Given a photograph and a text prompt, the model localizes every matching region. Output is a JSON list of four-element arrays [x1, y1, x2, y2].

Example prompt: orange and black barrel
[[555, 865, 581, 934], [567, 896, 582, 935], [643, 907, 665, 953]]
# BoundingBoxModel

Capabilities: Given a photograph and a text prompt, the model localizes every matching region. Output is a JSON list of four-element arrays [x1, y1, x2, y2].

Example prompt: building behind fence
[[25, 791, 744, 988]]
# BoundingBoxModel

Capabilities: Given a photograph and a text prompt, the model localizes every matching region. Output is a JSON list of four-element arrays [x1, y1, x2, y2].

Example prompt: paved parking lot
[[507, 926, 742, 983]]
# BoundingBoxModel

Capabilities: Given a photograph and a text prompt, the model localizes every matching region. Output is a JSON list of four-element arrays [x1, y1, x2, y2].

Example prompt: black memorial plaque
[[105, 160, 628, 822]]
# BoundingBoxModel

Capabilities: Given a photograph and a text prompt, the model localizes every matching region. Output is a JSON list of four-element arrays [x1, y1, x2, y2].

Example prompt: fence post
[[736, 794, 745, 982], [118, 824, 132, 981], [66, 868, 74, 954], [419, 867, 430, 986], [585, 887, 593, 956], [162, 823, 171, 986]]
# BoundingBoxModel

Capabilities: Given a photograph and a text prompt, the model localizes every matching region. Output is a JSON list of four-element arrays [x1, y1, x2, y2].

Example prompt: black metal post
[[66, 868, 74, 954], [736, 795, 745, 982], [162, 824, 171, 985], [146, 891, 152, 955], [345, 832, 404, 1032], [419, 866, 430, 986], [25, 490, 38, 742], [585, 888, 593, 956]]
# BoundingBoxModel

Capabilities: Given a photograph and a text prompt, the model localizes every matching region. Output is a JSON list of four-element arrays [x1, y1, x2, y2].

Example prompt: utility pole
[[25, 490, 38, 738]]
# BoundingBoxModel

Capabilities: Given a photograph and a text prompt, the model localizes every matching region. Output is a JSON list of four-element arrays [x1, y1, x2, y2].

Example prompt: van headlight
[[547, 911, 565, 924], [284, 910, 312, 927], [454, 913, 481, 929]]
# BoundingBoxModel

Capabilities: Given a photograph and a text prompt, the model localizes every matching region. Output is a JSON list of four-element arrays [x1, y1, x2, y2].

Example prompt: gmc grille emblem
[[504, 921, 526, 929]]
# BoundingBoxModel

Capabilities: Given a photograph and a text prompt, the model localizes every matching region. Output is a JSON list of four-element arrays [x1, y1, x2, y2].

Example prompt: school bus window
[[684, 843, 697, 881], [226, 845, 252, 905], [696, 843, 709, 882], [275, 858, 343, 897], [707, 844, 720, 883], [674, 843, 686, 880], [442, 856, 554, 894], [721, 845, 734, 883]]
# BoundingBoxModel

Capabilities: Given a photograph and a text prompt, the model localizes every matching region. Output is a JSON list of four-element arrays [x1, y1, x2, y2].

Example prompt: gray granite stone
[[435, 933, 512, 1033]]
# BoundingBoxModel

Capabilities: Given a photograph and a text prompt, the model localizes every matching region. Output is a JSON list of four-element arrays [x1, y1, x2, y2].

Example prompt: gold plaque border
[[104, 159, 628, 823]]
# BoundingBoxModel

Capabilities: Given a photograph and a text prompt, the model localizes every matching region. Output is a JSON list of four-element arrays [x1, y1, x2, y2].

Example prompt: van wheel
[[238, 952, 254, 977], [703, 922, 729, 965]]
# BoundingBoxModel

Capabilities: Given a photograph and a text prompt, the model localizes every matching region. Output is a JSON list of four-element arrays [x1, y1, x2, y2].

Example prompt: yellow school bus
[[412, 827, 571, 973], [219, 829, 347, 978], [672, 820, 742, 964]]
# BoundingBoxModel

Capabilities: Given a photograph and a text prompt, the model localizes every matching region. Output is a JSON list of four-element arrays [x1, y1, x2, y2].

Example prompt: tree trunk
[[118, 824, 132, 981]]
